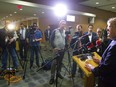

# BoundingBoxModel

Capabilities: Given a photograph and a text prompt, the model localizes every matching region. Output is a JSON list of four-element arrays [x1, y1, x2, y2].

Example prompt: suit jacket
[[70, 32, 83, 55], [44, 29, 52, 41], [82, 32, 97, 52], [17, 28, 28, 40], [83, 32, 97, 44], [92, 39, 116, 86]]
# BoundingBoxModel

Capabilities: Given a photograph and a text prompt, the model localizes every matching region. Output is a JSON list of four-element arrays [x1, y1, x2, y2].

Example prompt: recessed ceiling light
[[20, 9, 23, 10], [112, 7, 115, 9], [10, 14, 12, 16], [14, 12, 17, 13], [42, 12, 44, 14], [34, 14, 37, 16], [96, 2, 99, 5]]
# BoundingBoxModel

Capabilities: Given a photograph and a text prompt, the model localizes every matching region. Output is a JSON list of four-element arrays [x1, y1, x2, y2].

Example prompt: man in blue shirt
[[28, 23, 42, 69]]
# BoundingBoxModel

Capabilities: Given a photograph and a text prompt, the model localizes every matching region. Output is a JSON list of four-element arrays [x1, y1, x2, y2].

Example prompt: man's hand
[[93, 56, 100, 64], [85, 63, 94, 72]]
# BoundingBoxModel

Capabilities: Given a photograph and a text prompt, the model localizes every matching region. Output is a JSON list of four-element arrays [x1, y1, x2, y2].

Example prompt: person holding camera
[[27, 23, 42, 69], [0, 25, 19, 71]]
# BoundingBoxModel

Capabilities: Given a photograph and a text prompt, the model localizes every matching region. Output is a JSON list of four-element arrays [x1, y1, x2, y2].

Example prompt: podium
[[73, 52, 101, 87]]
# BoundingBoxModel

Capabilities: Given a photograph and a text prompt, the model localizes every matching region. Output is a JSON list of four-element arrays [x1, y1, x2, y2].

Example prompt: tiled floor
[[0, 44, 84, 87]]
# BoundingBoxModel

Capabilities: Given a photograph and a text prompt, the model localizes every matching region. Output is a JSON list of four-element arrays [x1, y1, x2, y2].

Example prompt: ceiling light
[[34, 14, 37, 16], [14, 12, 17, 13], [112, 7, 115, 9], [96, 2, 99, 5], [20, 9, 23, 10], [10, 14, 12, 16], [42, 12, 44, 14], [6, 16, 8, 18], [53, 3, 68, 17]]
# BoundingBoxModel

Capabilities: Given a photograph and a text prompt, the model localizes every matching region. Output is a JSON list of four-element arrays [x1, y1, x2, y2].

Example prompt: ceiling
[[0, 0, 116, 23], [80, 0, 116, 12]]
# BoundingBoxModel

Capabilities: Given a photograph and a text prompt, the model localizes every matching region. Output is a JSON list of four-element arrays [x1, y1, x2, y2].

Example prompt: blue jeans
[[30, 46, 40, 68], [1, 47, 19, 70]]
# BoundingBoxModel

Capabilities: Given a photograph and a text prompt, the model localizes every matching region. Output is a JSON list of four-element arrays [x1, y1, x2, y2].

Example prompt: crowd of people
[[0, 17, 116, 87]]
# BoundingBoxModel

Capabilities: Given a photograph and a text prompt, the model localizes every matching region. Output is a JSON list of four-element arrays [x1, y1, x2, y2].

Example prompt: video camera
[[29, 23, 37, 34]]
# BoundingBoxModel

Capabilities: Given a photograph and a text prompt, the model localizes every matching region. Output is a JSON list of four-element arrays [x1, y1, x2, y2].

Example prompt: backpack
[[41, 59, 52, 70]]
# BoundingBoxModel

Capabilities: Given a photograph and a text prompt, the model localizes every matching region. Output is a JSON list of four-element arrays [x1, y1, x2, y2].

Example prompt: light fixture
[[10, 14, 12, 16], [112, 7, 115, 9], [20, 9, 23, 10], [42, 11, 44, 14], [96, 2, 99, 5], [34, 14, 37, 16], [14, 12, 17, 13], [53, 3, 68, 17]]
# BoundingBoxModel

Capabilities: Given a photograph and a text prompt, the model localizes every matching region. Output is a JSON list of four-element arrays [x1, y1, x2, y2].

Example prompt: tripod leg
[[67, 50, 72, 74], [62, 63, 70, 74], [14, 48, 24, 69], [5, 48, 11, 85], [23, 60, 28, 79]]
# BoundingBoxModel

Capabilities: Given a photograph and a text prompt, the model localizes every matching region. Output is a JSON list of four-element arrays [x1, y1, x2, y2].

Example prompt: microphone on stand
[[79, 33, 91, 40], [96, 39, 102, 47], [86, 42, 94, 51], [96, 39, 102, 53]]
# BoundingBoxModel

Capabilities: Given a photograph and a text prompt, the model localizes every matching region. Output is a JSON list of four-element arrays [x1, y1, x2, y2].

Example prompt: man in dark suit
[[85, 17, 116, 87], [44, 25, 52, 51], [83, 24, 97, 52], [17, 23, 28, 61]]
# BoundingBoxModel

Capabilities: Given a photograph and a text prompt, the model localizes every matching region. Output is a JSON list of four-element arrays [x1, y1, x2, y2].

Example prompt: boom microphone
[[79, 33, 91, 39]]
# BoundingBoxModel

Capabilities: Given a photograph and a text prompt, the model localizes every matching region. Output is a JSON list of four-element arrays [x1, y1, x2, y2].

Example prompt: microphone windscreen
[[96, 40, 102, 46], [87, 43, 94, 49]]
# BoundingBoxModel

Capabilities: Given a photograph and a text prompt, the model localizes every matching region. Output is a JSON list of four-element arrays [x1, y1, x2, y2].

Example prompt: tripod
[[23, 45, 44, 79], [1, 45, 23, 85]]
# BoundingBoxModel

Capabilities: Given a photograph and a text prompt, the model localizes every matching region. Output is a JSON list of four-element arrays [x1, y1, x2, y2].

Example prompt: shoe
[[68, 74, 75, 78], [57, 73, 63, 79], [49, 78, 54, 84]]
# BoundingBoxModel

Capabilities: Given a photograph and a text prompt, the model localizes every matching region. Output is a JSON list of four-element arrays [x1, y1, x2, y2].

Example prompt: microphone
[[79, 33, 91, 39], [96, 39, 102, 53], [96, 39, 102, 47], [86, 42, 94, 50]]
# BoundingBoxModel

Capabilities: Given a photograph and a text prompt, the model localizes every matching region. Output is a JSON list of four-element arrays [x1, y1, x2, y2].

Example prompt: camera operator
[[0, 24, 19, 71], [27, 23, 42, 69]]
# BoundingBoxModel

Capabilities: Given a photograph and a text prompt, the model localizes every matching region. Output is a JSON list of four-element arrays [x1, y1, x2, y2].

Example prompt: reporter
[[85, 17, 116, 87]]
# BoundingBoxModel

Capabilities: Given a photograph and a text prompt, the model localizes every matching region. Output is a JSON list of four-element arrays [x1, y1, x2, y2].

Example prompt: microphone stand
[[36, 34, 84, 87]]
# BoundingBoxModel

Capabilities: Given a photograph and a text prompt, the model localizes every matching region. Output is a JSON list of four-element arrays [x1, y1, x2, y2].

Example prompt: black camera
[[29, 26, 36, 34]]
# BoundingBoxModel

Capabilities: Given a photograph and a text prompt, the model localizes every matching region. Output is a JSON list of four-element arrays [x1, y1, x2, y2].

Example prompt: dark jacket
[[0, 28, 16, 48], [70, 32, 82, 55], [44, 29, 52, 41], [92, 39, 116, 87], [82, 32, 97, 52]]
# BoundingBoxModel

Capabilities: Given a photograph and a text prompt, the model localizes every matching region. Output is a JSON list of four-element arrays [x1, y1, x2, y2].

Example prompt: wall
[[39, 4, 116, 35]]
